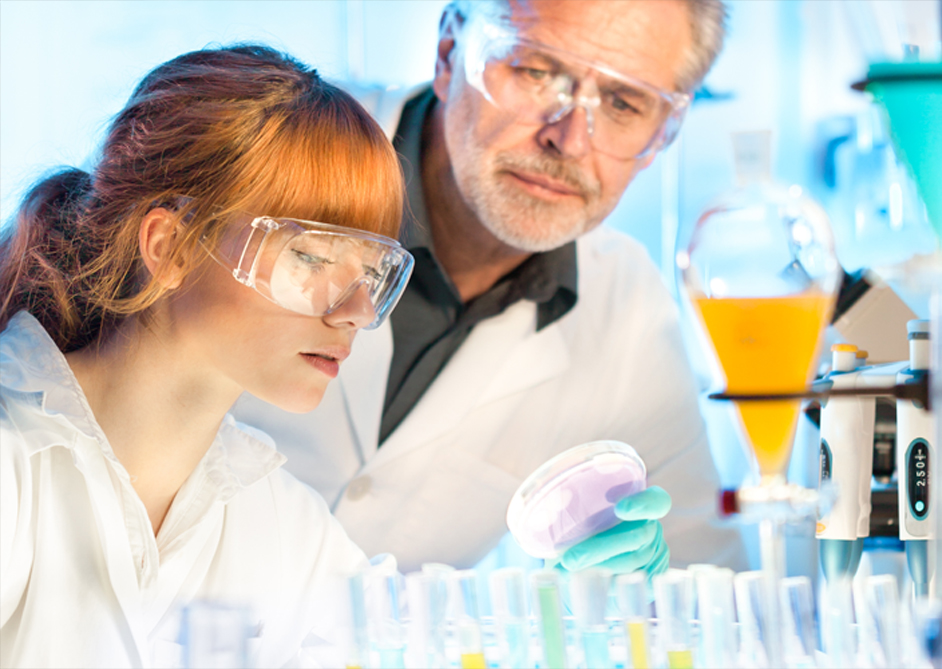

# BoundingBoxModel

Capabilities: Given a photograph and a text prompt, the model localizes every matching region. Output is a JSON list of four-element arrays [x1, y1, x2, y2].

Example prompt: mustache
[[492, 152, 600, 200]]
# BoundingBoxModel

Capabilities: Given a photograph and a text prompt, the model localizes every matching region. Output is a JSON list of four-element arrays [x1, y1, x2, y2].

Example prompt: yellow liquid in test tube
[[626, 620, 650, 668], [693, 294, 832, 477], [667, 649, 694, 669], [460, 652, 487, 669]]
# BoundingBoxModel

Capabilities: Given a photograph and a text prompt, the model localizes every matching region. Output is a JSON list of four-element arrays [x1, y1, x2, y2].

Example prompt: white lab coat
[[0, 312, 369, 668], [232, 84, 747, 573]]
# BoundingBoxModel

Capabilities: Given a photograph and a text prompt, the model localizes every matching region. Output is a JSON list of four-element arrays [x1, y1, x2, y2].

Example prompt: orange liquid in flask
[[693, 294, 832, 477]]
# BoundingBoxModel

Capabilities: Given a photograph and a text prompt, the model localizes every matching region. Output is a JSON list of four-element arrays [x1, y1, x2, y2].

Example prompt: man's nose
[[322, 281, 376, 330], [536, 102, 594, 159]]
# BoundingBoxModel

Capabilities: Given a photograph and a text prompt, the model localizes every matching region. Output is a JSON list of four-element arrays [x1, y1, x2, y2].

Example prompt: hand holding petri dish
[[506, 440, 647, 560]]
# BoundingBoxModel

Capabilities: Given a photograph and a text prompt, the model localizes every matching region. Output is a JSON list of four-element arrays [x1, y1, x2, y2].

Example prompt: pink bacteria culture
[[506, 441, 647, 559]]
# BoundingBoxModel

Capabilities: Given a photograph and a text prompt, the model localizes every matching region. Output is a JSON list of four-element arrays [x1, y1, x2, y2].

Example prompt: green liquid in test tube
[[532, 570, 568, 669]]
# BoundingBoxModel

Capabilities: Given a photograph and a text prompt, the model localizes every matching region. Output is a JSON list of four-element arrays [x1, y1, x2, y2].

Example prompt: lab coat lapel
[[337, 321, 393, 462], [373, 300, 571, 465]]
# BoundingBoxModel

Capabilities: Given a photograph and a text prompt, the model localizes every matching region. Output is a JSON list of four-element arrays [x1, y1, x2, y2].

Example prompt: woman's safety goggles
[[208, 215, 414, 330], [460, 14, 691, 160]]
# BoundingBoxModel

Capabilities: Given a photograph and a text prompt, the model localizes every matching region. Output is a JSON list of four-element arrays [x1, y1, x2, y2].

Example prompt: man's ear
[[432, 7, 462, 102], [139, 208, 184, 289]]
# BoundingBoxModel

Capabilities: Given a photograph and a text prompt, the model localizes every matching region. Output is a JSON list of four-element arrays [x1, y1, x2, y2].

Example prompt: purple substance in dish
[[512, 454, 646, 558]]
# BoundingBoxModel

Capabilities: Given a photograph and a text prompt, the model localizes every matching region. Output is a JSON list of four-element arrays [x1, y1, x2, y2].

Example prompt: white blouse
[[0, 312, 370, 668]]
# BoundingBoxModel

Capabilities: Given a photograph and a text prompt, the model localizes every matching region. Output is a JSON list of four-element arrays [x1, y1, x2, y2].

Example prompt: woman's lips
[[301, 353, 341, 378]]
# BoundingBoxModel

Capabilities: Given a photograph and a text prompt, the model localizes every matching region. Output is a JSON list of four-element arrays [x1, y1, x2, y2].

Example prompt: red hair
[[0, 45, 403, 351]]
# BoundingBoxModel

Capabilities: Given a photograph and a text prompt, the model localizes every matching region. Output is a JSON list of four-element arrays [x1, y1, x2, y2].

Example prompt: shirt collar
[[392, 86, 579, 330], [0, 311, 285, 493]]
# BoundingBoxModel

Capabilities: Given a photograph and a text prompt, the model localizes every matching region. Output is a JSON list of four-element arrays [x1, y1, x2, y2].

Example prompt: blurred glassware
[[824, 104, 938, 275]]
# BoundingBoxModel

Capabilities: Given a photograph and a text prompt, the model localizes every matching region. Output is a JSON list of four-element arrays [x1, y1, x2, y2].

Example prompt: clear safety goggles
[[460, 15, 691, 160], [208, 215, 414, 330]]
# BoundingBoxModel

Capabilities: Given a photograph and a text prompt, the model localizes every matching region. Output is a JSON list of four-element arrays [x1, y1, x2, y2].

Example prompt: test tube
[[820, 577, 855, 669], [865, 574, 900, 668], [531, 570, 569, 669], [695, 567, 737, 669], [653, 569, 695, 669], [686, 563, 715, 665], [570, 568, 613, 669], [449, 569, 487, 669], [912, 597, 942, 668], [405, 571, 449, 669], [779, 576, 818, 668], [615, 572, 652, 669], [489, 567, 530, 669], [346, 573, 372, 669], [364, 571, 406, 669], [733, 571, 771, 667]]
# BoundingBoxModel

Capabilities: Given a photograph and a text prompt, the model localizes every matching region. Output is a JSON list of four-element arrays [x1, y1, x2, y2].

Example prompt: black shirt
[[380, 87, 579, 444]]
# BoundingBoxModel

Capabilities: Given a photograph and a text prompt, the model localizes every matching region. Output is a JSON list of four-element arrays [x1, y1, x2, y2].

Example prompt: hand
[[556, 486, 672, 575]]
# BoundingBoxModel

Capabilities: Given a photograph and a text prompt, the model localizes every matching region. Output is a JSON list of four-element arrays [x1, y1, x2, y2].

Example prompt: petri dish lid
[[506, 440, 647, 560]]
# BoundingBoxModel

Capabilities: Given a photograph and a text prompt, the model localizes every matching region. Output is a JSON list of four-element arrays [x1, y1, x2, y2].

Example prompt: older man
[[234, 0, 746, 573]]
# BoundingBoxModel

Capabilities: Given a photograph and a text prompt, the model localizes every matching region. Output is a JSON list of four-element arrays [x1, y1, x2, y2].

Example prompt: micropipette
[[897, 320, 935, 599]]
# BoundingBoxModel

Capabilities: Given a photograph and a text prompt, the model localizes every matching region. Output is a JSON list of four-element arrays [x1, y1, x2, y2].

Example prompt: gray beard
[[459, 152, 603, 253]]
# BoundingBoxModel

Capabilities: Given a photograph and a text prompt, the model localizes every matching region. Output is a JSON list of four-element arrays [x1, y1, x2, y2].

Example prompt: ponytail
[[0, 168, 102, 351]]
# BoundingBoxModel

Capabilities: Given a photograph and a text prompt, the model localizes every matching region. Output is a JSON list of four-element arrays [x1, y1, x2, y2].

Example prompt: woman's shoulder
[[221, 463, 369, 576], [221, 416, 359, 546]]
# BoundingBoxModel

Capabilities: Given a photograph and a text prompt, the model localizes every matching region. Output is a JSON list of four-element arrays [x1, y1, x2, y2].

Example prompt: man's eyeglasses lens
[[465, 24, 688, 159]]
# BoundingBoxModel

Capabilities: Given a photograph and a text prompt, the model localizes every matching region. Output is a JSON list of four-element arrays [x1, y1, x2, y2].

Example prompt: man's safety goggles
[[460, 14, 691, 160], [208, 215, 414, 330]]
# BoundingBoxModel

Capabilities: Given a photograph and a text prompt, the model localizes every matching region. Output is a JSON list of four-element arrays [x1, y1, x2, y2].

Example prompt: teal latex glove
[[557, 486, 672, 575]]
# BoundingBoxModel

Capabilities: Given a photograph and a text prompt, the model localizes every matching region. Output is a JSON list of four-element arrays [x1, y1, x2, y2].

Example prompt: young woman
[[0, 45, 411, 667]]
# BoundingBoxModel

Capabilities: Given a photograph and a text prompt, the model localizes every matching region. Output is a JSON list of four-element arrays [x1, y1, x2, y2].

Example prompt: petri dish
[[506, 440, 647, 559]]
